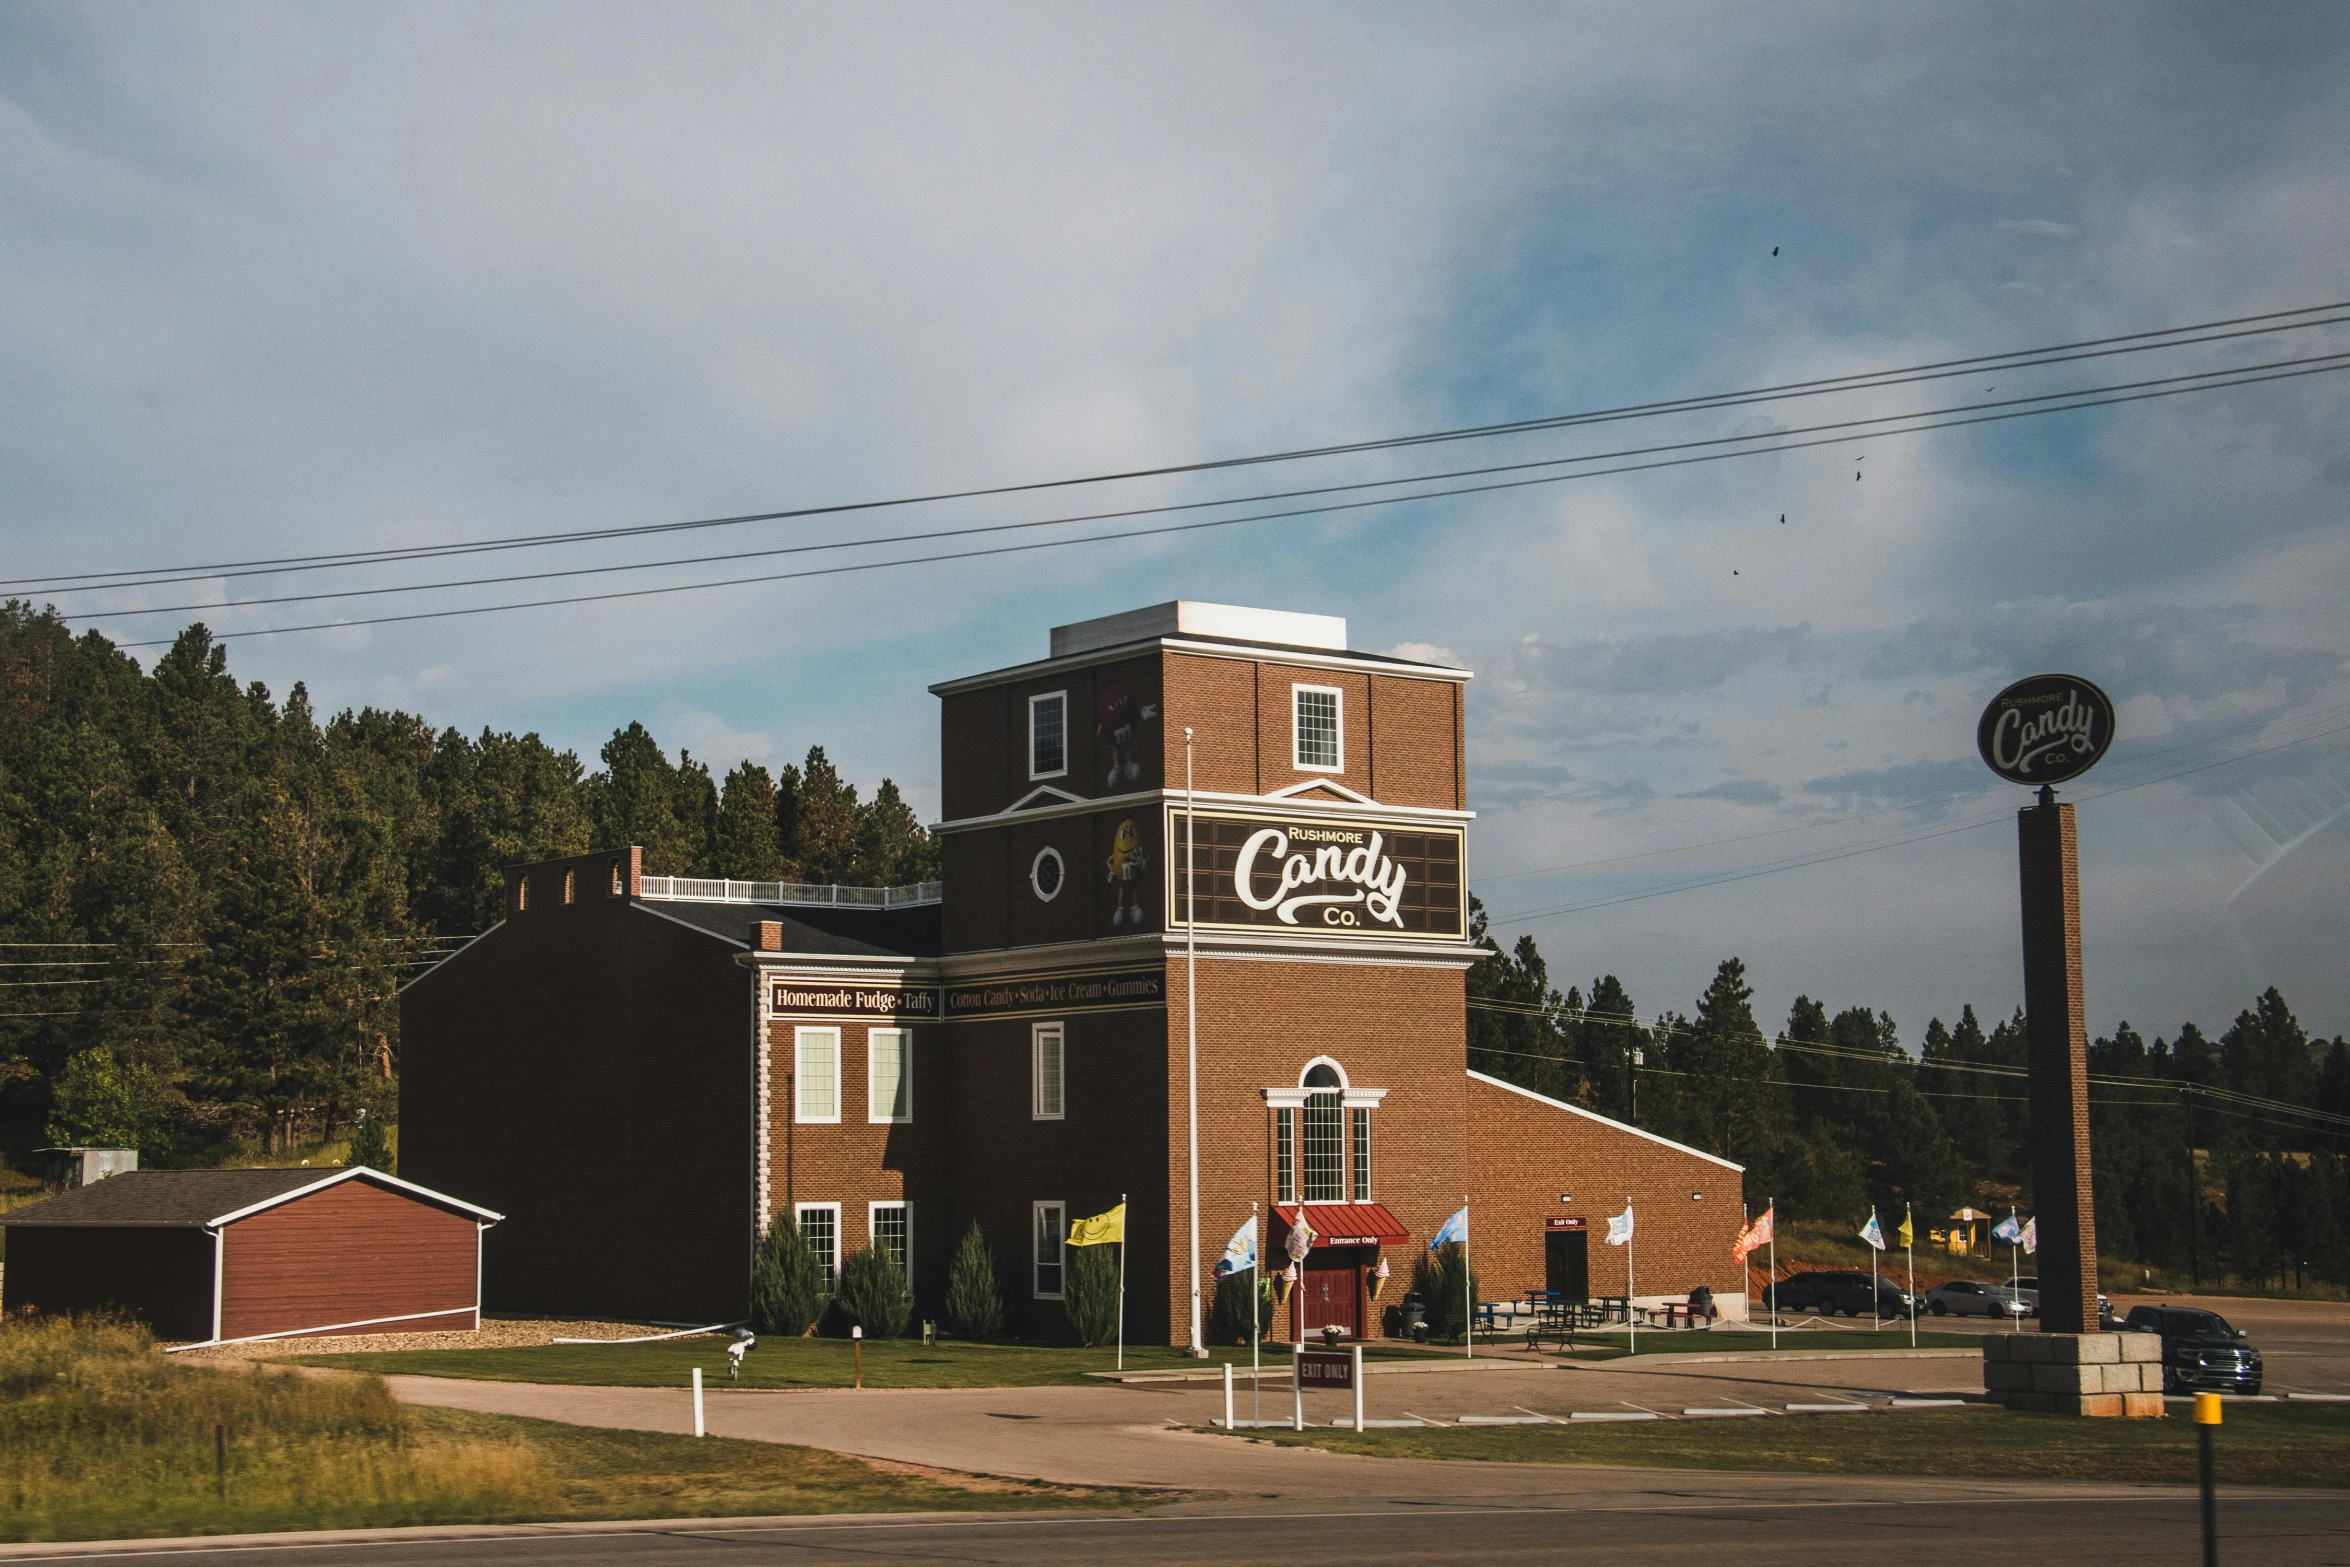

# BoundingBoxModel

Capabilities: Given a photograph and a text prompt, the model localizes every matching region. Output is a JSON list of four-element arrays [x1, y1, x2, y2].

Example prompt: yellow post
[[2195, 1393, 2221, 1567]]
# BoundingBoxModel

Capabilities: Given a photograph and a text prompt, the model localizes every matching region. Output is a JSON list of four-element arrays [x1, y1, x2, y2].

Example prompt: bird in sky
[[1772, 246, 1780, 256], [1779, 513, 1786, 524]]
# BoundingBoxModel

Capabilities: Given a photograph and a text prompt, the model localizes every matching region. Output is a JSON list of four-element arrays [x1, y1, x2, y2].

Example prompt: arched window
[[1302, 1063, 1344, 1202]]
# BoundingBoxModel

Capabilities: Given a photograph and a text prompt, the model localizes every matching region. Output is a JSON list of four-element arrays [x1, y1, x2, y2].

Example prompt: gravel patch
[[173, 1316, 694, 1360]]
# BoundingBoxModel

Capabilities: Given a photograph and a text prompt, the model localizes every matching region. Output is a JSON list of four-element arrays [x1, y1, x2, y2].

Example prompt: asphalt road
[[5, 1483, 2344, 1567]]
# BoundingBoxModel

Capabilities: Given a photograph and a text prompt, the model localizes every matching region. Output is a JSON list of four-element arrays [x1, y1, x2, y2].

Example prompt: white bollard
[[1224, 1361, 1235, 1429], [1352, 1342, 1364, 1432], [691, 1365, 705, 1438], [1292, 1342, 1304, 1431]]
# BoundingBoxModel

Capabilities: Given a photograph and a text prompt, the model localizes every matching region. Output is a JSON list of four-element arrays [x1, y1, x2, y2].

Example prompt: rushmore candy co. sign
[[1975, 673, 2116, 787], [1164, 807, 1466, 940]]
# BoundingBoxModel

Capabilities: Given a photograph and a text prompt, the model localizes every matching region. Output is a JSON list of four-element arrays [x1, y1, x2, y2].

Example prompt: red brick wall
[[1163, 958, 1469, 1343], [1466, 1074, 1746, 1308], [1368, 674, 1463, 810], [220, 1179, 481, 1340], [764, 1017, 947, 1302]]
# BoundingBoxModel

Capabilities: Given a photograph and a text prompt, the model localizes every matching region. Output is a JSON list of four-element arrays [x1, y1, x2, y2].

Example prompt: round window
[[1030, 846, 1066, 902]]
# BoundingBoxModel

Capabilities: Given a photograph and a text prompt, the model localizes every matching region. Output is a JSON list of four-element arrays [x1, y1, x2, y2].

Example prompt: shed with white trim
[[0, 1166, 500, 1344]]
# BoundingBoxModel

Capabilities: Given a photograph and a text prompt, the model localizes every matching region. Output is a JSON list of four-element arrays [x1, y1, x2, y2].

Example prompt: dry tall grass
[[0, 1315, 551, 1540]]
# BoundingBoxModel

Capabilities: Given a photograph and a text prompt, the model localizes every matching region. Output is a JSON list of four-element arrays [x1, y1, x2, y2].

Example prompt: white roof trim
[[1467, 1069, 1746, 1173], [928, 635, 1471, 696], [1263, 777, 1378, 806], [397, 919, 506, 994], [1008, 783, 1088, 812], [204, 1165, 506, 1229], [630, 900, 751, 948]]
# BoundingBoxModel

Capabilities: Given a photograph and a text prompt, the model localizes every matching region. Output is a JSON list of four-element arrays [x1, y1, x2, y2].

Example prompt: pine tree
[[750, 1215, 831, 1335], [942, 1220, 1005, 1340], [782, 747, 861, 884], [854, 779, 937, 885], [714, 762, 789, 881]]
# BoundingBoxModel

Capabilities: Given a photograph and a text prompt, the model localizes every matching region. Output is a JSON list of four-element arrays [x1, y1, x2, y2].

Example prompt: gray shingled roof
[[3, 1168, 336, 1228]]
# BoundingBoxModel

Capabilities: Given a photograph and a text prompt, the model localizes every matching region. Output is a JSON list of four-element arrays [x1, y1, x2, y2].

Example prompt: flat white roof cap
[[1050, 602, 1347, 659]]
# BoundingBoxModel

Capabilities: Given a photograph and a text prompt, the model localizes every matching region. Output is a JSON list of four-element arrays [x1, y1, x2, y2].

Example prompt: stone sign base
[[1982, 1332, 2165, 1417]]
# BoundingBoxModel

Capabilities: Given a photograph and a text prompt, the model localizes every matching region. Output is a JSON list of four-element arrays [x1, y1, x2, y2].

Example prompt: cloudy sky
[[5, 3, 2347, 1043]]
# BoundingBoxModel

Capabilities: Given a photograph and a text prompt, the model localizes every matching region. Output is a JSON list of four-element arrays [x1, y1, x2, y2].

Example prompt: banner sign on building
[[1164, 808, 1466, 940], [944, 967, 1166, 1021], [1975, 673, 2116, 787], [770, 983, 941, 1020]]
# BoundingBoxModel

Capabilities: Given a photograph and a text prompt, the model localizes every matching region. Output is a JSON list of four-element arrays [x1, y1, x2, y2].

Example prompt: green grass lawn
[[285, 1327, 1982, 1391], [285, 1336, 1238, 1389], [3, 1317, 1143, 1543], [1224, 1401, 2350, 1488]]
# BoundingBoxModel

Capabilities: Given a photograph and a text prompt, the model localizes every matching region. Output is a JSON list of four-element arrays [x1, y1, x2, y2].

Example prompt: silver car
[[1924, 1278, 2028, 1317]]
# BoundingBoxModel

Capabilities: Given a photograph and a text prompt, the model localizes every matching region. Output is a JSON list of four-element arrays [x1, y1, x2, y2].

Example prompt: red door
[[1296, 1246, 1365, 1338]]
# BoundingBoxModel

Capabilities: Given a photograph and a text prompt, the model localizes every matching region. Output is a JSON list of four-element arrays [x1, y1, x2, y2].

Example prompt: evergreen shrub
[[750, 1216, 830, 1336], [1210, 1271, 1274, 1345], [1063, 1243, 1121, 1347], [1414, 1242, 1480, 1340], [831, 1245, 911, 1338], [942, 1220, 1005, 1340]]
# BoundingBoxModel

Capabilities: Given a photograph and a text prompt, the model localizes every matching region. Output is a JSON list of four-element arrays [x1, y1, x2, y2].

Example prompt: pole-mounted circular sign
[[1976, 673, 2116, 787]]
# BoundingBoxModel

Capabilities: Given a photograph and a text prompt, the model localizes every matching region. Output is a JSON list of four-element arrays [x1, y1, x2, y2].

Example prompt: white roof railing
[[637, 876, 942, 909]]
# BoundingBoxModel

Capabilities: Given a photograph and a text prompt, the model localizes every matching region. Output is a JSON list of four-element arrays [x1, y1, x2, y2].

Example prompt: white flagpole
[[1185, 730, 1203, 1358], [1870, 1207, 1880, 1332], [2009, 1205, 2020, 1335], [1741, 1201, 1751, 1333], [1251, 1202, 1261, 1428], [1462, 1194, 1473, 1360], [1117, 1192, 1127, 1371], [1905, 1201, 1916, 1349], [1627, 1198, 1637, 1354], [1768, 1198, 1777, 1350]]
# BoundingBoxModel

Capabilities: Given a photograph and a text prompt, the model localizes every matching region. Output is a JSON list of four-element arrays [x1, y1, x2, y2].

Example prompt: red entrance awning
[[1271, 1201, 1411, 1251]]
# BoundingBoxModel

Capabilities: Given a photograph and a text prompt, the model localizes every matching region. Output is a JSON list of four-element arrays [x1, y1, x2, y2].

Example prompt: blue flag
[[1993, 1213, 2024, 1245], [1859, 1209, 1886, 1252], [1430, 1205, 1468, 1250]]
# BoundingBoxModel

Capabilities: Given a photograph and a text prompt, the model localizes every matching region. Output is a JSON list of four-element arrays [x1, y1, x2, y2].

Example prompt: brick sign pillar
[[2017, 790, 2098, 1337]]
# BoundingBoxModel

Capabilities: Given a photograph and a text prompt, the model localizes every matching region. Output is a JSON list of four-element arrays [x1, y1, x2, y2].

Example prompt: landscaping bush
[[1063, 1243, 1121, 1347], [830, 1245, 911, 1338], [942, 1220, 1005, 1340], [1210, 1271, 1273, 1345], [344, 1113, 393, 1173], [750, 1215, 831, 1336], [1414, 1242, 1480, 1340]]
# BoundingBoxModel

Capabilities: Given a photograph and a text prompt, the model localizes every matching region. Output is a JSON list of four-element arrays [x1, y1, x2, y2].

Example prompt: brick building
[[402, 601, 1743, 1342]]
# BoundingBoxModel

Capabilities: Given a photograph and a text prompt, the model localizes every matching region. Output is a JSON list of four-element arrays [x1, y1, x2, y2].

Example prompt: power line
[[68, 348, 2350, 627], [108, 352, 2350, 651], [14, 298, 2345, 597], [1482, 714, 2350, 927]]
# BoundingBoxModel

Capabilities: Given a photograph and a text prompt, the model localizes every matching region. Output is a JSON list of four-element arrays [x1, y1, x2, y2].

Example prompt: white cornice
[[927, 635, 1471, 697], [934, 784, 1473, 835]]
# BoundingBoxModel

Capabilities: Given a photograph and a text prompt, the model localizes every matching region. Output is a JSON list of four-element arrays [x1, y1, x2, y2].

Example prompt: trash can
[[1399, 1291, 1428, 1342]]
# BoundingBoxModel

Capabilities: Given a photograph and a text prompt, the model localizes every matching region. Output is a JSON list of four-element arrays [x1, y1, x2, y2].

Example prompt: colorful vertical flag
[[1214, 1215, 1257, 1278], [2021, 1217, 2038, 1255], [1429, 1205, 1468, 1250], [1732, 1205, 1774, 1263], [1286, 1209, 1318, 1261], [1896, 1209, 1914, 1249], [1859, 1208, 1886, 1251], [1605, 1204, 1635, 1246]]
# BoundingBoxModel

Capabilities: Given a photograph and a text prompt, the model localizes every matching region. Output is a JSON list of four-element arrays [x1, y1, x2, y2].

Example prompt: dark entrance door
[[1297, 1245, 1365, 1338], [1545, 1226, 1589, 1302]]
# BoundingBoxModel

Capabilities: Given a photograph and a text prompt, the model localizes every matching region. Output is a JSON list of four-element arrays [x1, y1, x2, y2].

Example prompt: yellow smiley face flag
[[1897, 1210, 1914, 1249], [1068, 1202, 1126, 1247]]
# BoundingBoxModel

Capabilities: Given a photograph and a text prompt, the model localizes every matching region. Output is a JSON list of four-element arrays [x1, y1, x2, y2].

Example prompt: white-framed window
[[869, 1201, 912, 1287], [1302, 1063, 1344, 1202], [1293, 684, 1342, 771], [1351, 1106, 1372, 1202], [868, 1027, 912, 1124], [795, 1027, 840, 1123], [1275, 1107, 1295, 1202], [1032, 1021, 1065, 1120], [1028, 691, 1069, 780], [1033, 1200, 1066, 1299], [1030, 845, 1066, 902], [794, 1202, 841, 1285]]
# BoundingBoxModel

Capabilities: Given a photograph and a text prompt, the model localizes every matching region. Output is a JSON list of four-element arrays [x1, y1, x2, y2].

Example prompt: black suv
[[2121, 1305, 2262, 1395], [1762, 1271, 1916, 1318]]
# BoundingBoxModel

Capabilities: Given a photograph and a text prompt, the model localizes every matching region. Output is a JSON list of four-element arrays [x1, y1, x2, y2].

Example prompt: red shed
[[0, 1166, 501, 1344]]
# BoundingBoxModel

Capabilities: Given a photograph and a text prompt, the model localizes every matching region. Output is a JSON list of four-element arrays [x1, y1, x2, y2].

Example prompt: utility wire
[[70, 348, 2350, 626], [110, 352, 2350, 651], [13, 298, 2345, 596]]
